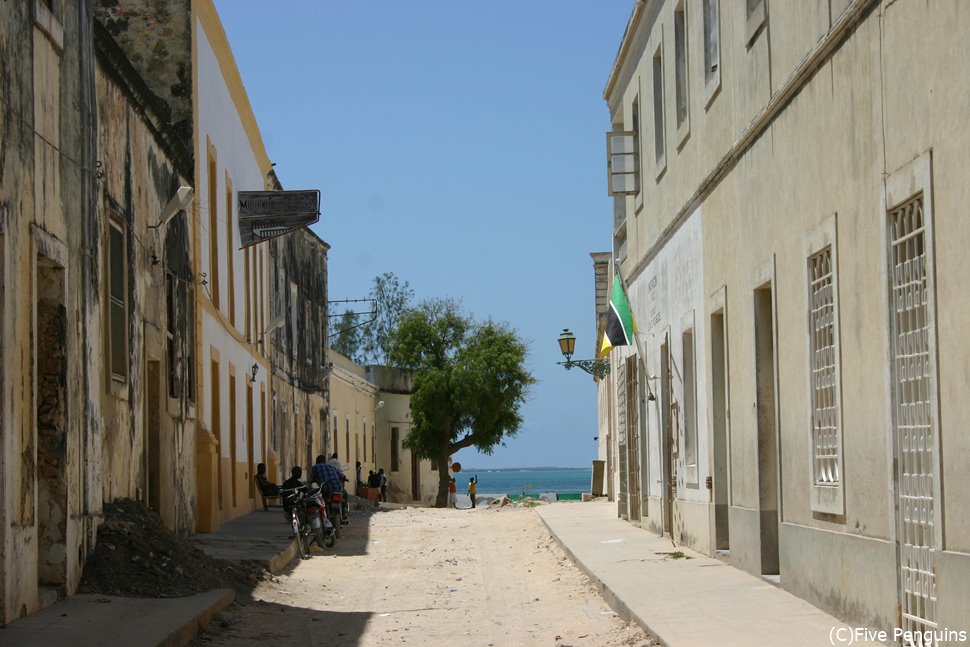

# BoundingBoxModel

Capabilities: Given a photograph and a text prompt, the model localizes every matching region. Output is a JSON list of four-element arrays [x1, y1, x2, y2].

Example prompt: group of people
[[360, 467, 389, 502], [257, 454, 392, 509], [449, 475, 478, 508], [255, 454, 349, 519], [259, 459, 482, 510]]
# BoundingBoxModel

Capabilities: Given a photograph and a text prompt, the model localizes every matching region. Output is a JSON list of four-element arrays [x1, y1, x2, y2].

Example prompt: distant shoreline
[[461, 466, 590, 472]]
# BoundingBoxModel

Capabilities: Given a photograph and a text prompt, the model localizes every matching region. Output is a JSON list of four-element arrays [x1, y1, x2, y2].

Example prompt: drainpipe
[[77, 0, 98, 563]]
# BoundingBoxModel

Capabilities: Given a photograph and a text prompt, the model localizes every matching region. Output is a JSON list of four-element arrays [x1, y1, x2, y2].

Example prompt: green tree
[[330, 310, 363, 362], [361, 272, 414, 365], [389, 299, 536, 507]]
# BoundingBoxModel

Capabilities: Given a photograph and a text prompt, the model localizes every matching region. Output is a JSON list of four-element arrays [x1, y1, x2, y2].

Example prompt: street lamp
[[556, 328, 610, 379]]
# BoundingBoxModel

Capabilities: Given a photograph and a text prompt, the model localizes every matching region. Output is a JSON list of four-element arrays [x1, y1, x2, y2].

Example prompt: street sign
[[237, 189, 321, 248]]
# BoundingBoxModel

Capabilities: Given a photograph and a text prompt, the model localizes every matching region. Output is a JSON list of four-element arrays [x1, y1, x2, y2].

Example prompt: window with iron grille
[[888, 193, 938, 635], [108, 217, 127, 382], [808, 247, 840, 487]]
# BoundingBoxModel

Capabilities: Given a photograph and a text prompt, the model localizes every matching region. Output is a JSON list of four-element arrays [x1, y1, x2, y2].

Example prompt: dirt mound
[[78, 499, 264, 598]]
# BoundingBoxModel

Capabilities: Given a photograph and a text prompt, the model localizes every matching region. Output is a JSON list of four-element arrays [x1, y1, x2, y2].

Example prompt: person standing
[[448, 477, 457, 508], [378, 468, 388, 502], [355, 461, 363, 493], [467, 475, 478, 509]]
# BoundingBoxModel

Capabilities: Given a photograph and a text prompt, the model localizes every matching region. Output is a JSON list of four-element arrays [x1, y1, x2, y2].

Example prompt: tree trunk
[[435, 447, 450, 508]]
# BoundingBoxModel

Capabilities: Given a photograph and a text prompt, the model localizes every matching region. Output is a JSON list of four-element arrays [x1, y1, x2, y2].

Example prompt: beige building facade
[[1, 0, 333, 624], [1, 0, 198, 623], [328, 353, 437, 504], [602, 0, 970, 636]]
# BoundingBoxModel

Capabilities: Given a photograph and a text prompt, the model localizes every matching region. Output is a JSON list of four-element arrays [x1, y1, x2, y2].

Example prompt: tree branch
[[448, 434, 478, 454]]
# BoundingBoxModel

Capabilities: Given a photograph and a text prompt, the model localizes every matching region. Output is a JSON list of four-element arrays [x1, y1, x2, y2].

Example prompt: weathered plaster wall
[[94, 0, 192, 156], [94, 21, 196, 534], [0, 0, 96, 623]]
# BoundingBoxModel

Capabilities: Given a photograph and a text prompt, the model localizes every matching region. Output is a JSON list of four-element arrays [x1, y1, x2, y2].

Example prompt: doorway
[[625, 356, 641, 522], [411, 452, 421, 501], [753, 284, 779, 576], [660, 335, 673, 536], [711, 310, 730, 551], [35, 258, 68, 592]]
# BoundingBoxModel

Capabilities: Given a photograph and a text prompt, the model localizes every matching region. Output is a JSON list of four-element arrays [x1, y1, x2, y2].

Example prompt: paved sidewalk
[[0, 589, 234, 647], [190, 508, 299, 572], [536, 500, 875, 647], [0, 509, 296, 647]]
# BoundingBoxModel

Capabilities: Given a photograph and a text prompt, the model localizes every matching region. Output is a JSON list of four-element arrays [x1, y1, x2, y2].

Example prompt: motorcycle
[[304, 483, 336, 548]]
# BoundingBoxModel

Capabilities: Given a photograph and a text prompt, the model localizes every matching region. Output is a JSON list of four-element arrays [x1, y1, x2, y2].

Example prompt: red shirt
[[449, 482, 457, 494]]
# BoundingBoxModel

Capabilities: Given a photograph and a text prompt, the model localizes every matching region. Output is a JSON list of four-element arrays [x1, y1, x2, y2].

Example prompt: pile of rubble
[[77, 499, 265, 598]]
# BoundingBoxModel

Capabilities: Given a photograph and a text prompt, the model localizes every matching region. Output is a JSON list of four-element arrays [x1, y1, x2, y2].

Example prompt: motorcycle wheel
[[298, 528, 311, 559], [331, 505, 342, 539], [325, 529, 336, 548], [313, 526, 327, 549], [293, 511, 311, 559]]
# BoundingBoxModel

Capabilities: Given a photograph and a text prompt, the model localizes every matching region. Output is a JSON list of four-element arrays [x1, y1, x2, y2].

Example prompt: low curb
[[157, 589, 235, 647], [536, 511, 669, 647]]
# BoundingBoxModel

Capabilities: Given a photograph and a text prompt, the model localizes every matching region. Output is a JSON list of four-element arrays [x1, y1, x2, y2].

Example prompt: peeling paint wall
[[93, 0, 193, 157], [0, 0, 97, 624], [269, 229, 330, 475], [0, 0, 199, 624], [94, 20, 196, 534]]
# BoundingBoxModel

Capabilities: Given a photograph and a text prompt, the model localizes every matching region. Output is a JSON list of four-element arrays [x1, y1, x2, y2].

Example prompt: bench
[[255, 476, 284, 511]]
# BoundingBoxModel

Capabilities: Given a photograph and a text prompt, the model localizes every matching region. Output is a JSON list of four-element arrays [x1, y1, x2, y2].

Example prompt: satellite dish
[[451, 462, 462, 473]]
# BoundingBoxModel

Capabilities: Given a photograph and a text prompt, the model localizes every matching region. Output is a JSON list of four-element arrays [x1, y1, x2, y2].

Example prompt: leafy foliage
[[330, 310, 363, 362], [389, 299, 536, 506], [329, 272, 413, 365], [361, 272, 414, 365]]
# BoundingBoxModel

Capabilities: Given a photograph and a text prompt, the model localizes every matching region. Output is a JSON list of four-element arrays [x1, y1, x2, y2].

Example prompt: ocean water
[[460, 468, 593, 497]]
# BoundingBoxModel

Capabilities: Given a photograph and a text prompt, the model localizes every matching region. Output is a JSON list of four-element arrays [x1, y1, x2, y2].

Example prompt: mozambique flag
[[599, 275, 637, 357]]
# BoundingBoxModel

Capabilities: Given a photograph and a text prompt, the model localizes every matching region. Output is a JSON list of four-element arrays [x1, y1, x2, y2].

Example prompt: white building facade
[[602, 0, 970, 636], [192, 0, 274, 531]]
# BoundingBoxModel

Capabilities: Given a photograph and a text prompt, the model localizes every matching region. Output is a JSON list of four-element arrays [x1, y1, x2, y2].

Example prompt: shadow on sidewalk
[[193, 599, 372, 647]]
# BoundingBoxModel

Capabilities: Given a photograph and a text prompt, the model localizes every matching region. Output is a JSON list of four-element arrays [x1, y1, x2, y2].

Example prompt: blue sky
[[213, 1, 633, 468]]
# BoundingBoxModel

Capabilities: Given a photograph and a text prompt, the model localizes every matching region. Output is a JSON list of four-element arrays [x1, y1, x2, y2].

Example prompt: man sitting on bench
[[255, 463, 282, 510]]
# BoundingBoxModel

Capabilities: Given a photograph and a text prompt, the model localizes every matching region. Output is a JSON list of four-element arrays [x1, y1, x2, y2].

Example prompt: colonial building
[[268, 226, 331, 479], [368, 365, 437, 504], [328, 352, 437, 504], [1, 0, 196, 623], [601, 0, 970, 635]]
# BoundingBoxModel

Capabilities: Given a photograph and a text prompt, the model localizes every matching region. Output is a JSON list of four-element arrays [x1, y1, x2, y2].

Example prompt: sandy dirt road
[[192, 503, 655, 647]]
